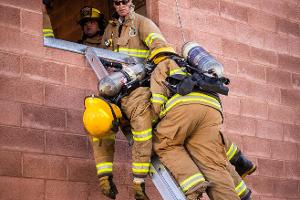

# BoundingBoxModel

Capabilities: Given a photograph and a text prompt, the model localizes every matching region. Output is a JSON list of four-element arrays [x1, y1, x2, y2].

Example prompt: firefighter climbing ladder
[[85, 47, 187, 200], [43, 37, 187, 199]]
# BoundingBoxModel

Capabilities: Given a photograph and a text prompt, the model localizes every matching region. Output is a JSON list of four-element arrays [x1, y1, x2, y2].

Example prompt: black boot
[[235, 153, 257, 178]]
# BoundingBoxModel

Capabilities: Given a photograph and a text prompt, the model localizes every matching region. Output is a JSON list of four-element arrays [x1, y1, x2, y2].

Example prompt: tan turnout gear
[[151, 58, 251, 199]]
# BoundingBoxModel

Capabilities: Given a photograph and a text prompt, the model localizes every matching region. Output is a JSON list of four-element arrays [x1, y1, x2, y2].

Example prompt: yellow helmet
[[78, 6, 104, 26], [148, 47, 177, 64], [83, 96, 122, 138]]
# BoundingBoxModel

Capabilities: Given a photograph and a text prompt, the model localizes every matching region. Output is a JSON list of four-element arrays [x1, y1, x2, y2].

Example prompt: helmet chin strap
[[106, 101, 120, 132]]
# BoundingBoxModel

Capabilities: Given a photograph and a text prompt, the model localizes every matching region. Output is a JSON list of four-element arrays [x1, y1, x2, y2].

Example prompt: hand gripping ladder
[[85, 47, 187, 200]]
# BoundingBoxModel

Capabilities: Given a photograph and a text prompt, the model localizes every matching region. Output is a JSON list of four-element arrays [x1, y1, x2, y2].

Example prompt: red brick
[[87, 182, 122, 200], [46, 180, 88, 200], [0, 0, 42, 11], [273, 179, 299, 198], [22, 56, 65, 84], [236, 23, 265, 48], [157, 2, 178, 27], [268, 104, 298, 124], [22, 104, 66, 130], [0, 176, 44, 200], [277, 18, 299, 37], [113, 161, 130, 185], [0, 4, 20, 29], [21, 10, 42, 37], [0, 126, 44, 153], [222, 133, 245, 150], [0, 100, 21, 126], [218, 57, 238, 75], [206, 15, 236, 40], [235, 0, 261, 9], [66, 66, 98, 90], [220, 1, 248, 22], [188, 31, 223, 55], [0, 76, 44, 104], [281, 88, 300, 108], [266, 68, 292, 88], [250, 9, 277, 31], [180, 8, 206, 31], [246, 176, 274, 196], [220, 95, 240, 115], [288, 4, 300, 22], [45, 85, 86, 110], [44, 47, 86, 67], [0, 26, 22, 53], [114, 140, 129, 163], [146, 186, 163, 200], [229, 77, 281, 104], [271, 141, 298, 161], [257, 158, 285, 178], [0, 51, 21, 77], [241, 99, 268, 119], [223, 114, 256, 136], [68, 158, 97, 182], [292, 73, 300, 89], [0, 150, 22, 176], [279, 54, 300, 74], [284, 124, 300, 143], [23, 153, 67, 180], [286, 161, 300, 180], [222, 39, 251, 60], [20, 32, 45, 57], [243, 136, 271, 157], [263, 32, 289, 54], [190, 0, 220, 14], [256, 119, 283, 141], [251, 47, 278, 66], [289, 36, 300, 57], [261, 0, 289, 18], [238, 61, 266, 81], [46, 132, 89, 158], [66, 109, 85, 134]]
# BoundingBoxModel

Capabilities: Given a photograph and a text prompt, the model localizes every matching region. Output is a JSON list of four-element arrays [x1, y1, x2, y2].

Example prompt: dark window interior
[[45, 0, 146, 43]]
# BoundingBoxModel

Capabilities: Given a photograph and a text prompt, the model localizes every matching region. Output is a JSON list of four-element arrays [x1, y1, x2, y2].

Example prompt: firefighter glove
[[133, 178, 150, 200], [99, 176, 118, 199]]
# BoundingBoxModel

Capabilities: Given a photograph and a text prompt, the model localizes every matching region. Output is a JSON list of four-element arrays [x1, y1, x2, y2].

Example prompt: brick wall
[[0, 0, 299, 200]]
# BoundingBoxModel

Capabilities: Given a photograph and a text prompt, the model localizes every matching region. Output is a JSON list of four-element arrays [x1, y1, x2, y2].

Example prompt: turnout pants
[[154, 104, 240, 200]]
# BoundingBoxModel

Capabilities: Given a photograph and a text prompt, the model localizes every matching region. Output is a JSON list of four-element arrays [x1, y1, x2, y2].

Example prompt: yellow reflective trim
[[97, 168, 113, 174], [133, 135, 152, 142], [152, 94, 167, 101], [132, 128, 152, 135], [235, 181, 247, 196], [132, 169, 149, 173], [44, 33, 54, 37], [169, 68, 187, 76], [132, 163, 151, 167], [145, 33, 166, 47], [92, 137, 99, 142], [150, 99, 164, 104], [160, 95, 221, 117], [119, 48, 149, 53], [227, 144, 238, 161], [180, 173, 205, 192], [96, 162, 113, 167]]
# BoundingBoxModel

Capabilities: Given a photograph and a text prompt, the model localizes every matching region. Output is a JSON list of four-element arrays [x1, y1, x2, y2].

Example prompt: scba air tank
[[98, 63, 146, 97], [182, 41, 224, 78]]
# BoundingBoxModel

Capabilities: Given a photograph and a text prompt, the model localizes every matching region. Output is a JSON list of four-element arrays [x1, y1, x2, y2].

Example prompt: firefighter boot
[[185, 181, 210, 200], [236, 153, 257, 178], [99, 176, 118, 199], [133, 178, 150, 200], [231, 151, 256, 178]]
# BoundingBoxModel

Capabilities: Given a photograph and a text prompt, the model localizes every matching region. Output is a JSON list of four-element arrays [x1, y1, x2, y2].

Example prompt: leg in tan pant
[[154, 104, 239, 200]]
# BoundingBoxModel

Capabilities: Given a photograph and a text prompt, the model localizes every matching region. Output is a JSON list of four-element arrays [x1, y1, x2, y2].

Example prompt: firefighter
[[42, 0, 54, 37], [149, 47, 252, 199], [78, 6, 106, 47], [86, 0, 210, 199]]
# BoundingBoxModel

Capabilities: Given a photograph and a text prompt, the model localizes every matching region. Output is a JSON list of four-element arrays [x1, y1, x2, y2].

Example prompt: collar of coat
[[109, 10, 135, 27]]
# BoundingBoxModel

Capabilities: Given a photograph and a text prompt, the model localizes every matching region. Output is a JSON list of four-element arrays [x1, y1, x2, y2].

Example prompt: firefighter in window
[[78, 6, 106, 47]]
